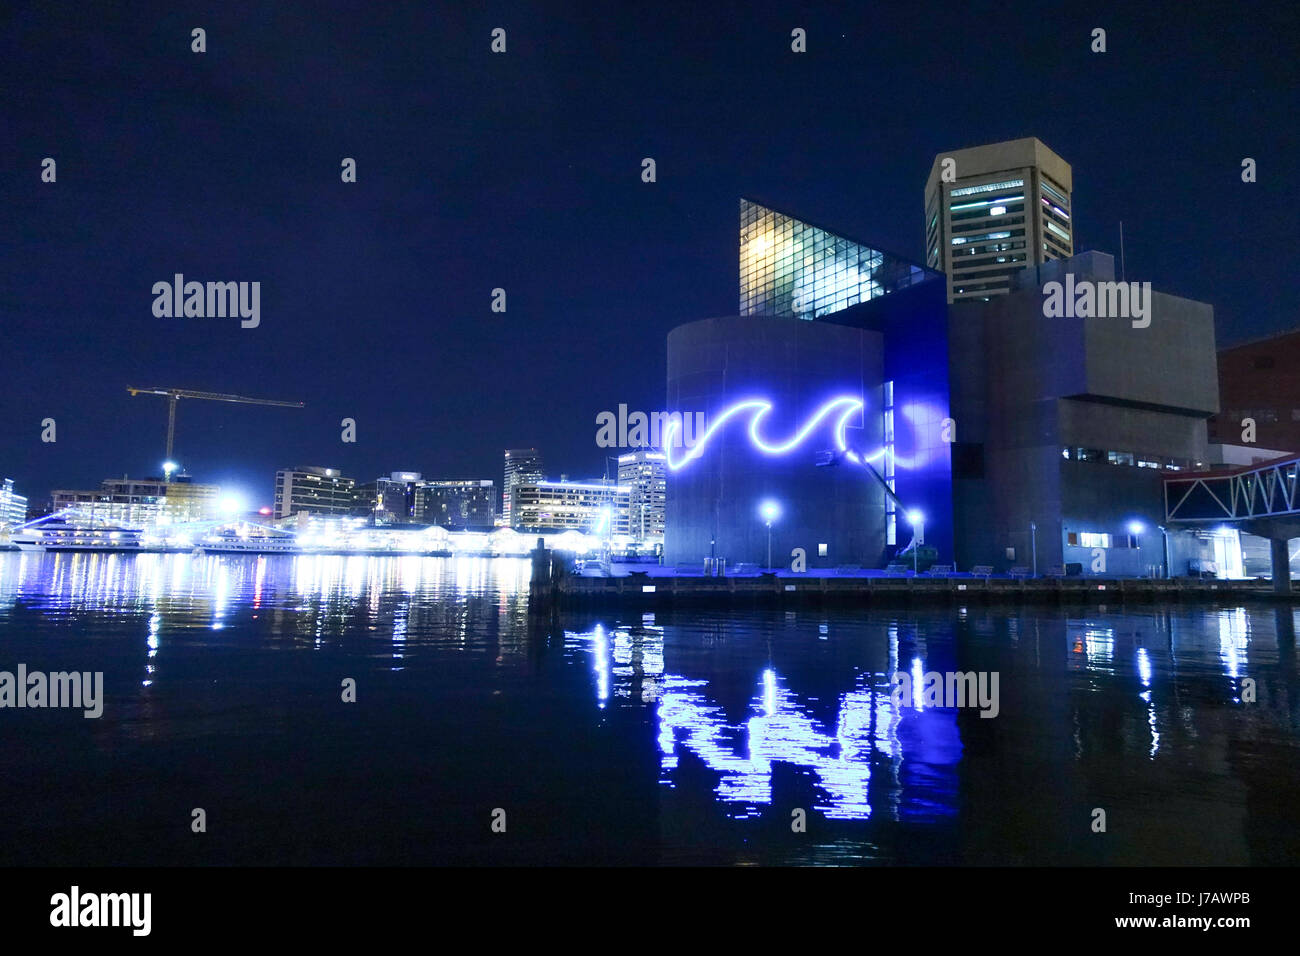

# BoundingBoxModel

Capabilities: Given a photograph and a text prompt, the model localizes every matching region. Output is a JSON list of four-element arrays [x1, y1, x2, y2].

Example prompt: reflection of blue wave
[[568, 623, 962, 822]]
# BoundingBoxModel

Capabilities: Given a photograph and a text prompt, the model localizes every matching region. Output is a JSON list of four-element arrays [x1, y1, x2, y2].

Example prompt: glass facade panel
[[739, 199, 927, 319]]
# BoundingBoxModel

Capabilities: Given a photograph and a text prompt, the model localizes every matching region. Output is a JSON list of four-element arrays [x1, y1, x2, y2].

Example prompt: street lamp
[[907, 509, 925, 573], [162, 460, 179, 483], [1128, 520, 1147, 577], [760, 499, 781, 569], [1029, 521, 1037, 577]]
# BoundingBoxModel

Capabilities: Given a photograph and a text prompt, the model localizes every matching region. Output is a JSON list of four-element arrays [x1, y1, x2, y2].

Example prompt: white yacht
[[9, 515, 145, 552], [189, 526, 298, 554]]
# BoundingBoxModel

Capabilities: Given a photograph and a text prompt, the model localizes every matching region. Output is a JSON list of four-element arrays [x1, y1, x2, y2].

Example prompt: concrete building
[[667, 198, 950, 569], [422, 479, 496, 530], [664, 185, 1232, 579], [948, 252, 1220, 575], [0, 479, 27, 529], [925, 137, 1073, 303], [1206, 327, 1300, 454], [273, 466, 356, 519], [617, 450, 667, 545], [503, 449, 544, 527], [52, 475, 221, 528], [512, 479, 631, 536]]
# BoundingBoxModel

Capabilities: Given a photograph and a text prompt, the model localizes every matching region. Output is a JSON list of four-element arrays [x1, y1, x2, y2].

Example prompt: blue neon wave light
[[665, 395, 871, 470]]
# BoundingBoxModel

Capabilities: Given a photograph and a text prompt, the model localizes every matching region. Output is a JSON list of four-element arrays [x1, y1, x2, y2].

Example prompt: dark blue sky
[[4, 0, 1296, 508]]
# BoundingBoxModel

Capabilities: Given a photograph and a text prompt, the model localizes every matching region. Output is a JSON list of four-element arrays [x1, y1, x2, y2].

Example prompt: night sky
[[4, 0, 1296, 510]]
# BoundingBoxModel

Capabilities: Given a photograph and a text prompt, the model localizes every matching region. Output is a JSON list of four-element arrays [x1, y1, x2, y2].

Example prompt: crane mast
[[126, 386, 304, 466]]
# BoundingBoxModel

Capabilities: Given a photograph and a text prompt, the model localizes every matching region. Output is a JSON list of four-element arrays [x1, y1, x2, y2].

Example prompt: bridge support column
[[1270, 538, 1292, 594]]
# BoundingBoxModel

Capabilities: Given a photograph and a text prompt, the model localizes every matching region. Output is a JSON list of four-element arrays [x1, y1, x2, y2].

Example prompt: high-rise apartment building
[[273, 466, 357, 519], [617, 450, 666, 544], [503, 449, 544, 527], [924, 137, 1073, 302]]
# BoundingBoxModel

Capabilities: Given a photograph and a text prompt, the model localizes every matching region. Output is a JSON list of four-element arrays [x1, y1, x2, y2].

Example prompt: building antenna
[[1119, 220, 1126, 282]]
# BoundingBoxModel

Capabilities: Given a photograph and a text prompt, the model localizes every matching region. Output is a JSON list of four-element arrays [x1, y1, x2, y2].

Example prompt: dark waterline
[[1, 551, 1297, 866]]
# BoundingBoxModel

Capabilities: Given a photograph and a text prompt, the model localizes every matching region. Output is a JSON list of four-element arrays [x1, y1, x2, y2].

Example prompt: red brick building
[[1208, 327, 1300, 454]]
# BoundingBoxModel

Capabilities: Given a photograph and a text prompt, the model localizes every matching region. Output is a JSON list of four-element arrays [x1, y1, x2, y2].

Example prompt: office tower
[[924, 137, 1073, 302], [274, 466, 357, 519], [617, 450, 667, 544], [503, 449, 544, 527], [510, 479, 631, 535], [422, 479, 496, 529]]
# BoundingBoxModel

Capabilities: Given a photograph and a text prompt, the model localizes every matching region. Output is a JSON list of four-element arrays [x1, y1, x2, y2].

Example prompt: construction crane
[[126, 386, 305, 462]]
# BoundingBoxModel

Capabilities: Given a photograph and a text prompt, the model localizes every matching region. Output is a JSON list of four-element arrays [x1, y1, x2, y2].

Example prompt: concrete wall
[[951, 251, 1219, 573], [664, 315, 885, 568]]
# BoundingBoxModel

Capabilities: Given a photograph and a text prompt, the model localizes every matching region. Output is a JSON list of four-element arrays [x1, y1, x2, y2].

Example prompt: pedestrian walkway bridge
[[1165, 452, 1300, 590]]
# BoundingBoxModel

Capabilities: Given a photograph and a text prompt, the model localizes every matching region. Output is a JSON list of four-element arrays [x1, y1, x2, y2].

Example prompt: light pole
[[760, 500, 780, 569], [907, 509, 924, 573], [1030, 521, 1037, 577], [1129, 520, 1146, 577], [1158, 524, 1170, 579]]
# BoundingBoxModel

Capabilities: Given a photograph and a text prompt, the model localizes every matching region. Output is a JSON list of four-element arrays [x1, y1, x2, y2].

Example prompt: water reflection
[[2, 551, 1299, 865], [566, 619, 961, 822]]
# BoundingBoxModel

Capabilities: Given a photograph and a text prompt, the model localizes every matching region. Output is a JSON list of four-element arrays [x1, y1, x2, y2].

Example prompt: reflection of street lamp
[[760, 500, 781, 569], [907, 510, 924, 573]]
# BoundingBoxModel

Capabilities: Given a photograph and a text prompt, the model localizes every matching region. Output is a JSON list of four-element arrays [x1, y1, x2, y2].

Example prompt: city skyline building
[[503, 448, 544, 527], [1207, 327, 1300, 455], [421, 479, 497, 530], [617, 450, 667, 545], [273, 466, 357, 520], [51, 475, 221, 528], [0, 479, 27, 529], [511, 479, 631, 537], [925, 137, 1074, 303], [355, 471, 426, 525]]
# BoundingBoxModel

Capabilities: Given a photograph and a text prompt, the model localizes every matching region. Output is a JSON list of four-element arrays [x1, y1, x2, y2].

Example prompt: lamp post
[[1158, 524, 1170, 579], [1129, 520, 1146, 577], [907, 509, 925, 573], [760, 500, 781, 570], [1030, 521, 1037, 577]]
